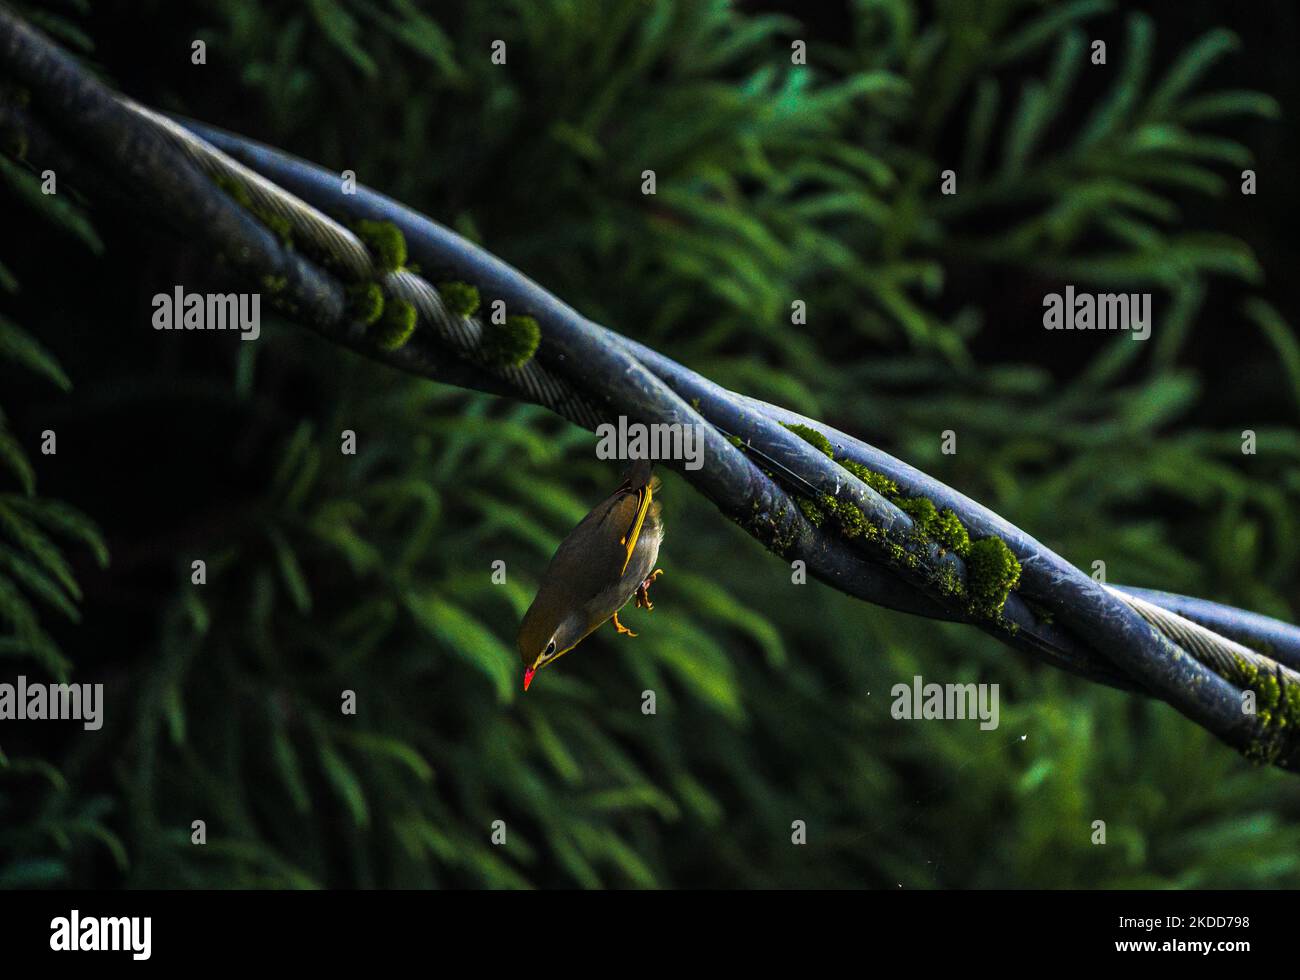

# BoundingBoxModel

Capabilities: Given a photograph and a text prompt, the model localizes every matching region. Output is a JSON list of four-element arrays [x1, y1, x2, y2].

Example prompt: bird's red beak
[[523, 666, 536, 692]]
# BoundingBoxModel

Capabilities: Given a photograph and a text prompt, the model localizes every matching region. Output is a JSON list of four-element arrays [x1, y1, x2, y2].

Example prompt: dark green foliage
[[0, 109, 118, 884], [3, 0, 1300, 890], [0, 217, 109, 682]]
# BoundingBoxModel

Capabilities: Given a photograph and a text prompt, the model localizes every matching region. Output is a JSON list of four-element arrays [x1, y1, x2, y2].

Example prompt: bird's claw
[[635, 568, 664, 611], [612, 610, 637, 637]]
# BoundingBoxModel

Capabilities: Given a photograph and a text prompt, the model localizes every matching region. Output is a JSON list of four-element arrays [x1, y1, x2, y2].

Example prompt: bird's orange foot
[[612, 610, 637, 637], [635, 568, 664, 611]]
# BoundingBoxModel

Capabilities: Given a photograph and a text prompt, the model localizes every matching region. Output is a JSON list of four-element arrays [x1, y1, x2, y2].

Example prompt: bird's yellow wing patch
[[619, 481, 654, 575]]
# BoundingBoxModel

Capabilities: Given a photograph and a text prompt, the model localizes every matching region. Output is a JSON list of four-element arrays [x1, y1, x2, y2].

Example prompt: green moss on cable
[[797, 497, 824, 527], [437, 281, 480, 317], [255, 206, 294, 246], [794, 484, 988, 617], [346, 282, 385, 326], [355, 219, 407, 273], [214, 172, 253, 209], [932, 507, 971, 557], [840, 459, 900, 498], [781, 422, 833, 459], [1230, 656, 1300, 764], [779, 429, 1017, 623], [818, 494, 870, 539], [770, 504, 800, 553], [213, 172, 295, 247], [742, 499, 800, 556], [897, 496, 938, 535], [481, 314, 540, 368], [780, 423, 910, 505], [372, 298, 417, 350], [966, 537, 1022, 619], [934, 560, 966, 599]]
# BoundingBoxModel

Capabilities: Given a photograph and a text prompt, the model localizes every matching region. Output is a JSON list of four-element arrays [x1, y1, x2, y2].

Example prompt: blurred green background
[[2, 0, 1300, 888]]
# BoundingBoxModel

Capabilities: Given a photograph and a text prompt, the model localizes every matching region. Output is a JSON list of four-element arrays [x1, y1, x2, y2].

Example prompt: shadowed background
[[1, 0, 1299, 888]]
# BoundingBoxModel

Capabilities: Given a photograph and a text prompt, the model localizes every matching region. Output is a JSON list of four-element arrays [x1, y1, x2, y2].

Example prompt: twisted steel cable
[[127, 99, 606, 432], [4, 5, 1300, 769], [1111, 588, 1290, 682], [156, 122, 1300, 763]]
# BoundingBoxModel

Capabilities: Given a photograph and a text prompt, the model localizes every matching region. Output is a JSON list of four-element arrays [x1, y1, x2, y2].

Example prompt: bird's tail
[[617, 457, 654, 493]]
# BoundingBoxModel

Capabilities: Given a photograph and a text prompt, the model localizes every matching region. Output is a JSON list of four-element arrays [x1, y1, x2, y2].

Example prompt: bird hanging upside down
[[518, 458, 664, 691]]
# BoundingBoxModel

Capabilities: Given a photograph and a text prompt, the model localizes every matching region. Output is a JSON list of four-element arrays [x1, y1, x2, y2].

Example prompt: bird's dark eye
[[545, 640, 556, 657]]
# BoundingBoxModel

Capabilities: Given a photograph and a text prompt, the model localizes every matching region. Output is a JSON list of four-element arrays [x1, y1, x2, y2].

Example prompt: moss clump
[[1233, 657, 1300, 765], [797, 497, 824, 527], [214, 172, 253, 209], [743, 501, 800, 555], [932, 507, 971, 557], [819, 494, 869, 539], [346, 282, 385, 326], [840, 459, 900, 498], [437, 281, 480, 317], [782, 422, 833, 458], [215, 174, 292, 245], [254, 206, 294, 246], [727, 434, 744, 448], [933, 561, 967, 599], [897, 496, 938, 535], [780, 426, 912, 516], [481, 314, 541, 368], [372, 298, 417, 350], [966, 537, 1021, 619], [259, 274, 288, 295], [780, 434, 997, 620], [355, 219, 407, 272], [770, 505, 799, 553]]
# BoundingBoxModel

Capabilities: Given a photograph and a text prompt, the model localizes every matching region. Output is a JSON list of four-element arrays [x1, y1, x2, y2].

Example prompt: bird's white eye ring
[[545, 640, 556, 657]]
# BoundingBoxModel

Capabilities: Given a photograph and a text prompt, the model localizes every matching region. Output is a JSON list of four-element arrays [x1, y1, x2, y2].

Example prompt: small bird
[[518, 458, 664, 691]]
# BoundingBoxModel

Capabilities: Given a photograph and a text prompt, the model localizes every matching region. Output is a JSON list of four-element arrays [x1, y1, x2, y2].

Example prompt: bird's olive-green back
[[517, 487, 646, 662]]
